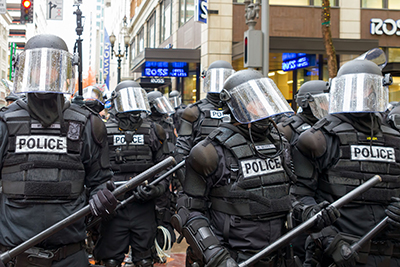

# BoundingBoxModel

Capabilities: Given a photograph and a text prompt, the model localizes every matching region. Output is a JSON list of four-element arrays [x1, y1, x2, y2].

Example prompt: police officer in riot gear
[[147, 90, 176, 151], [5, 92, 21, 106], [172, 69, 300, 267], [278, 80, 329, 145], [174, 60, 235, 184], [94, 80, 170, 267], [0, 34, 117, 267], [81, 85, 105, 114], [146, 90, 177, 250], [294, 58, 400, 267], [169, 90, 187, 132]]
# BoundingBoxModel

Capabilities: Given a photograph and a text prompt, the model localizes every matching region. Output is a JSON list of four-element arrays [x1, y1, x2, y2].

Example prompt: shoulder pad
[[91, 114, 107, 146], [181, 105, 200, 123], [188, 140, 219, 176], [277, 122, 293, 141], [297, 128, 327, 158], [154, 123, 167, 141]]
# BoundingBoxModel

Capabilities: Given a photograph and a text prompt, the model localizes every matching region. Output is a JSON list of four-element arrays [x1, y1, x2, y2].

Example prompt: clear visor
[[13, 48, 75, 94], [226, 78, 294, 123], [153, 96, 175, 114], [83, 87, 104, 104], [308, 93, 330, 120], [169, 96, 182, 108], [114, 87, 151, 114], [203, 68, 235, 93], [329, 73, 388, 114]]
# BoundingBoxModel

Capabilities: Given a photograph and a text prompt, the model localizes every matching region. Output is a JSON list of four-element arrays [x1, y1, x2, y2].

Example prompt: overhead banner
[[103, 29, 111, 90]]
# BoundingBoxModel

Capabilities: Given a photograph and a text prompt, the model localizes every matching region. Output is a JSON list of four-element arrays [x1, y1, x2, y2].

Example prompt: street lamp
[[109, 16, 130, 84]]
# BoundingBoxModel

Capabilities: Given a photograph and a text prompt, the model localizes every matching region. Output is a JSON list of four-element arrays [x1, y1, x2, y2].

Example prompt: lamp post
[[109, 16, 130, 84]]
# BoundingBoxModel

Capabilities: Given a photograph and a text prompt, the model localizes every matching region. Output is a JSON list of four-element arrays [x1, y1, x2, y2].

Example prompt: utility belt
[[0, 241, 85, 267], [227, 248, 301, 267]]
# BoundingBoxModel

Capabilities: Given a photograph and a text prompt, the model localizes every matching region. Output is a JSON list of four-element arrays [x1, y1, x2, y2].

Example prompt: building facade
[[109, 0, 400, 108]]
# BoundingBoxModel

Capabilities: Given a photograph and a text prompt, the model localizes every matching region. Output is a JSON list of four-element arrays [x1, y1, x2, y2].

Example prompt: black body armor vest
[[207, 126, 292, 220], [315, 115, 400, 203], [197, 99, 227, 140], [1, 103, 88, 202], [106, 119, 154, 180]]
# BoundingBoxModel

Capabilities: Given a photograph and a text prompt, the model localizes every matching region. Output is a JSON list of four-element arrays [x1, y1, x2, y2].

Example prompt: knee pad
[[134, 258, 153, 267], [103, 259, 122, 267]]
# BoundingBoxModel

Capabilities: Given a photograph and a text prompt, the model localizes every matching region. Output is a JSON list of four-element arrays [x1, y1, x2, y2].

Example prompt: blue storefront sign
[[282, 53, 316, 71], [195, 0, 207, 24], [142, 61, 189, 77]]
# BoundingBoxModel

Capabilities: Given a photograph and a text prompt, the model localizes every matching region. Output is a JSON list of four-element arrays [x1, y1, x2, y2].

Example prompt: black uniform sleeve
[[81, 114, 113, 195], [0, 121, 9, 179]]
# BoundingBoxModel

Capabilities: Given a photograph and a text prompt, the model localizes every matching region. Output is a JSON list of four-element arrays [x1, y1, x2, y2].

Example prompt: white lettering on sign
[[351, 145, 395, 163], [210, 110, 225, 119], [370, 18, 400, 36], [113, 134, 144, 146], [240, 157, 283, 178], [150, 78, 165, 84], [15, 135, 67, 153], [255, 144, 275, 150]]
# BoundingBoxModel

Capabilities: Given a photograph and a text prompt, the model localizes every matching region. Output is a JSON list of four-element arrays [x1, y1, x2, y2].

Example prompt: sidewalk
[[154, 236, 188, 267]]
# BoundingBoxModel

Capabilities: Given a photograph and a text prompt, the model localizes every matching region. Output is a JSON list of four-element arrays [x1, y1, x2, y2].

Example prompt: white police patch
[[113, 134, 144, 145], [210, 110, 225, 119], [350, 145, 395, 163], [240, 157, 283, 178], [255, 144, 275, 150], [15, 135, 67, 153]]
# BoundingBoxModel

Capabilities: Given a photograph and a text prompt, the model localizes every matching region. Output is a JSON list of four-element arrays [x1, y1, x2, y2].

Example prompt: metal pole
[[261, 0, 269, 76], [117, 45, 122, 84]]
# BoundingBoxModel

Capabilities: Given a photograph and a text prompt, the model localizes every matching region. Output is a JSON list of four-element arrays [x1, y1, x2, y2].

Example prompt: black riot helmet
[[220, 69, 294, 124], [13, 34, 76, 95], [329, 59, 392, 114], [203, 60, 235, 94], [5, 92, 20, 102], [295, 80, 330, 119], [147, 90, 175, 115], [169, 90, 182, 108], [112, 80, 151, 114]]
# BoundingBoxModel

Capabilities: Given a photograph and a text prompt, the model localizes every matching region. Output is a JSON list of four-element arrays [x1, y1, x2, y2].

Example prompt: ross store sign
[[370, 18, 400, 36], [194, 0, 207, 24], [282, 53, 316, 71], [142, 61, 189, 77]]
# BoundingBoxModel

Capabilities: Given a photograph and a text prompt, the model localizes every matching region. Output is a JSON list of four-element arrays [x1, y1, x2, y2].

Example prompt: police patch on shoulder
[[240, 157, 283, 179], [350, 145, 395, 163], [68, 122, 81, 140], [15, 135, 67, 153]]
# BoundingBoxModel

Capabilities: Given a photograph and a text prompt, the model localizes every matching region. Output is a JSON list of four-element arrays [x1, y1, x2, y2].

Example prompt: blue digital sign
[[281, 53, 316, 71], [142, 61, 189, 77]]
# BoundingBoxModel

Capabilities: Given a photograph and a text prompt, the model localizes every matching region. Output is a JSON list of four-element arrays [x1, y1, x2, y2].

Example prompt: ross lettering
[[15, 136, 67, 154], [370, 18, 400, 36], [350, 145, 396, 163], [113, 134, 145, 146], [240, 157, 284, 178]]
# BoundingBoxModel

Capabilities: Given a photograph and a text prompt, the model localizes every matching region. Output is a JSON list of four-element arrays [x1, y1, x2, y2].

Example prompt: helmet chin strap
[[247, 118, 283, 160]]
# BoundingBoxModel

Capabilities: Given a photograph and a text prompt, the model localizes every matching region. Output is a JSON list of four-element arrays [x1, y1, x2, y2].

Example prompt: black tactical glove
[[206, 248, 238, 267], [302, 201, 340, 232], [133, 184, 165, 202], [386, 197, 400, 227], [89, 188, 118, 221], [325, 236, 358, 267]]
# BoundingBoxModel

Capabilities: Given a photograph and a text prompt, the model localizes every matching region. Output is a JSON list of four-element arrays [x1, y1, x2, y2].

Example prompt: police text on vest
[[351, 145, 395, 163], [210, 110, 224, 119], [114, 134, 144, 145], [15, 136, 67, 153], [241, 157, 283, 178]]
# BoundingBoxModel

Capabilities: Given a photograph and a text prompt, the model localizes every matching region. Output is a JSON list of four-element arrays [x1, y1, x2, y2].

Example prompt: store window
[[130, 39, 136, 67], [147, 12, 156, 48], [388, 48, 400, 63], [160, 0, 172, 42], [179, 0, 194, 26], [270, 0, 308, 5], [182, 75, 197, 104], [388, 0, 400, 9], [389, 77, 400, 102], [361, 0, 383, 8], [137, 28, 144, 54]]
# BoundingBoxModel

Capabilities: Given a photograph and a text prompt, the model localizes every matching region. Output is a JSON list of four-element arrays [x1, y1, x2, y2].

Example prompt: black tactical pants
[[94, 200, 157, 263]]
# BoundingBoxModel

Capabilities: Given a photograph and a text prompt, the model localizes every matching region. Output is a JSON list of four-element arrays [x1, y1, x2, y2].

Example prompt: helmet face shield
[[83, 86, 104, 105], [13, 48, 75, 94], [114, 87, 151, 114], [329, 73, 388, 114], [308, 93, 329, 120], [153, 96, 175, 114], [203, 68, 235, 93], [169, 96, 182, 108], [225, 78, 294, 123]]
